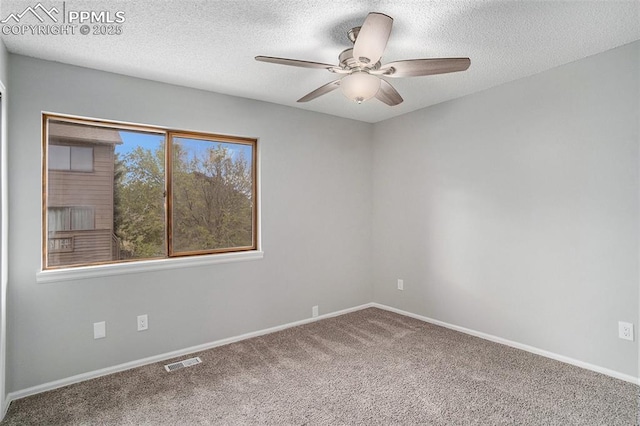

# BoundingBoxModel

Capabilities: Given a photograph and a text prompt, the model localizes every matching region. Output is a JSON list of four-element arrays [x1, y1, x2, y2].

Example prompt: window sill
[[36, 250, 264, 283]]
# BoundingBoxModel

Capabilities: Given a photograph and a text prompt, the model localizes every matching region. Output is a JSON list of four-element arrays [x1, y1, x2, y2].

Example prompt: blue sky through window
[[116, 131, 164, 156], [116, 131, 252, 168]]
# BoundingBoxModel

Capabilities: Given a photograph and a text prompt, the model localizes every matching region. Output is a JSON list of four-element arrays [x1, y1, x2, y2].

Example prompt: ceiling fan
[[255, 12, 470, 106]]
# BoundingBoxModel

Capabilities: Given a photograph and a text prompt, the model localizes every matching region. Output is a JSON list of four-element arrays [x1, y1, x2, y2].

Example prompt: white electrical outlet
[[397, 279, 404, 291], [137, 314, 148, 331], [93, 321, 106, 339], [312, 306, 319, 318], [618, 321, 634, 341]]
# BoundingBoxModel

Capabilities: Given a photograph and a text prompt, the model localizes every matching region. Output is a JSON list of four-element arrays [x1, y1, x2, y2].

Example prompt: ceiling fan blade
[[376, 80, 403, 106], [297, 80, 341, 103], [378, 58, 471, 78], [255, 56, 336, 70], [353, 13, 393, 65]]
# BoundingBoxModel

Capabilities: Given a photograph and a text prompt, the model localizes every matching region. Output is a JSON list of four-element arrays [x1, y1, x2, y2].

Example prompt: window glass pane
[[46, 120, 166, 268], [70, 146, 93, 171], [49, 145, 70, 170], [114, 131, 166, 260], [171, 136, 254, 253]]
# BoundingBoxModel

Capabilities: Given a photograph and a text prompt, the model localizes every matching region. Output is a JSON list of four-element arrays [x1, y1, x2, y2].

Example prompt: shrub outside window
[[43, 114, 258, 269]]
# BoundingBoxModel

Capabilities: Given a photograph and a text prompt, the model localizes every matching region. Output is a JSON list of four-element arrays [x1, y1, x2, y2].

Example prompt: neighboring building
[[46, 121, 122, 267]]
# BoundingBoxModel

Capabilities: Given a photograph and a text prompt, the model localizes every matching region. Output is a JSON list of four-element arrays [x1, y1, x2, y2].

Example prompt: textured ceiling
[[1, 1, 639, 123]]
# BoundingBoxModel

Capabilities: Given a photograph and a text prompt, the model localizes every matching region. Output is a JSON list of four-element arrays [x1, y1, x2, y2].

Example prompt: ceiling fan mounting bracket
[[347, 26, 361, 44], [382, 67, 395, 76]]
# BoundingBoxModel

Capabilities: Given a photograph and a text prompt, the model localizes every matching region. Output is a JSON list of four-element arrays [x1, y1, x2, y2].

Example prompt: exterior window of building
[[48, 145, 94, 171], [48, 207, 95, 231], [43, 115, 258, 269]]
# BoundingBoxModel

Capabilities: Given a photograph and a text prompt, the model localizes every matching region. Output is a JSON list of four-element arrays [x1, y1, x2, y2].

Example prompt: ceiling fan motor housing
[[338, 48, 381, 71]]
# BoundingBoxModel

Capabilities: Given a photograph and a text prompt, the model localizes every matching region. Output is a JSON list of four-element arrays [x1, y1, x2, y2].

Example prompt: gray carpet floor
[[2, 307, 638, 425]]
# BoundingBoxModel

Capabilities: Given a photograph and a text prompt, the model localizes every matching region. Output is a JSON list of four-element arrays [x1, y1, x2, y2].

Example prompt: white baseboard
[[371, 303, 639, 385], [5, 303, 375, 407], [4, 300, 637, 417]]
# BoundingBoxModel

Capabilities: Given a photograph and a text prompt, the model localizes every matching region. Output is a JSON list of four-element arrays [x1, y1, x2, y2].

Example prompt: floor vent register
[[164, 357, 202, 372]]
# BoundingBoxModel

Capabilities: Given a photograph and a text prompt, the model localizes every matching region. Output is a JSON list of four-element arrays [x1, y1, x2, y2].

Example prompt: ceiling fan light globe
[[341, 72, 380, 104]]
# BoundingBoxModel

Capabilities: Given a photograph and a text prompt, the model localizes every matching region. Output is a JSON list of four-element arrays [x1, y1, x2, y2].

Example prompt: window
[[48, 207, 95, 231], [48, 145, 94, 171], [43, 115, 258, 270]]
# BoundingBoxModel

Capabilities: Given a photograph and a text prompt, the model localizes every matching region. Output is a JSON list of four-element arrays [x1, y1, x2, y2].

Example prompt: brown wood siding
[[47, 144, 114, 230], [47, 229, 114, 267]]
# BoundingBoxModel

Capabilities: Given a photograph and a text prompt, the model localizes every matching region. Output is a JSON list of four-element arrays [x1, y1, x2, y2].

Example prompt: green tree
[[172, 142, 253, 252], [113, 146, 165, 259], [113, 140, 252, 258]]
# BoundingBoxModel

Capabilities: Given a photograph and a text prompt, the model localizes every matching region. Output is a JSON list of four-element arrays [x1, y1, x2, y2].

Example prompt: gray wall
[[372, 41, 640, 376], [5, 40, 639, 393], [0, 39, 8, 410], [7, 55, 373, 391], [0, 40, 7, 85]]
